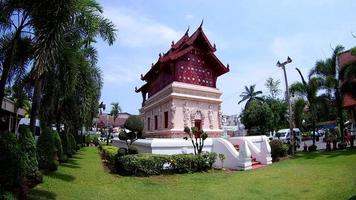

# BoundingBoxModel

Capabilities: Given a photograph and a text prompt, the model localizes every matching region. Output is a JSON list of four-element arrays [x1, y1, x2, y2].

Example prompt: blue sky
[[95, 0, 356, 115]]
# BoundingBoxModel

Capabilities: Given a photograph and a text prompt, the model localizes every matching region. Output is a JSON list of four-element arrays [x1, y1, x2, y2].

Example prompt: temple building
[[135, 24, 229, 138]]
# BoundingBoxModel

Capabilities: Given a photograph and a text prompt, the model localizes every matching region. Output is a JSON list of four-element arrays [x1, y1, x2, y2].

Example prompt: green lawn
[[28, 147, 356, 200]]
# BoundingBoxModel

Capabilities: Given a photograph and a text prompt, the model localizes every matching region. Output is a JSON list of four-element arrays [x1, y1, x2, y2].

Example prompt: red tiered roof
[[136, 25, 230, 99]]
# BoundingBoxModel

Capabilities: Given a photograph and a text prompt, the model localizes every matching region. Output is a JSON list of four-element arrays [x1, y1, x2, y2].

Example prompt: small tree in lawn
[[183, 127, 208, 155], [218, 153, 226, 169], [119, 115, 143, 153], [108, 102, 121, 145]]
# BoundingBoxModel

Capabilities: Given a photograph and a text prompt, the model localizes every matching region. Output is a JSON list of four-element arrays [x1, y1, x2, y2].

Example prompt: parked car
[[274, 128, 302, 146]]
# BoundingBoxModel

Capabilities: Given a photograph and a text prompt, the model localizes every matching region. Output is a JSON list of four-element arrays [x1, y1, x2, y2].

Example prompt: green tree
[[238, 85, 263, 109], [240, 100, 273, 135], [309, 45, 345, 141], [290, 68, 322, 147], [265, 77, 281, 99], [292, 98, 307, 131], [119, 115, 144, 148], [108, 102, 121, 145], [264, 98, 288, 132], [0, 3, 33, 110]]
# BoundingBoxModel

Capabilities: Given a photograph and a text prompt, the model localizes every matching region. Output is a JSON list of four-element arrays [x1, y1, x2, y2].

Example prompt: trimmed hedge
[[0, 131, 24, 192], [18, 126, 42, 183], [52, 131, 63, 162], [60, 131, 71, 159], [116, 152, 217, 176], [68, 133, 77, 153], [37, 127, 58, 171], [270, 139, 288, 162]]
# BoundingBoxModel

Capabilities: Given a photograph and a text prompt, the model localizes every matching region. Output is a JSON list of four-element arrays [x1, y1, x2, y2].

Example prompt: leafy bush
[[270, 139, 288, 161], [119, 115, 144, 147], [52, 131, 63, 162], [0, 131, 24, 191], [37, 127, 58, 171], [18, 126, 42, 183], [93, 135, 99, 146], [308, 145, 317, 152], [117, 154, 170, 176], [85, 135, 91, 146], [60, 131, 71, 159], [128, 146, 138, 155], [68, 133, 77, 153], [116, 153, 217, 176]]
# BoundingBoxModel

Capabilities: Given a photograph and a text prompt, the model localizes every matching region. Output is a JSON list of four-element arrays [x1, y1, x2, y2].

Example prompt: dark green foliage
[[52, 131, 63, 162], [18, 126, 42, 182], [128, 146, 138, 155], [115, 153, 217, 176], [308, 145, 317, 152], [124, 115, 144, 137], [36, 127, 58, 171], [68, 133, 77, 153], [240, 100, 273, 135], [270, 139, 288, 162], [60, 131, 72, 159], [0, 132, 24, 191], [93, 135, 99, 146], [85, 135, 91, 146], [119, 116, 144, 149]]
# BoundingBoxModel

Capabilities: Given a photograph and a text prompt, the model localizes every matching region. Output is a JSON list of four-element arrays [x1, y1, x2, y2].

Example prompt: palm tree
[[25, 0, 116, 132], [290, 68, 323, 146], [238, 85, 263, 109], [309, 45, 345, 141], [108, 102, 121, 145], [0, 3, 33, 114]]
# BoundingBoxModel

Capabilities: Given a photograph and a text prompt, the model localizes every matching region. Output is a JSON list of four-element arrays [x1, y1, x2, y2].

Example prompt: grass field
[[28, 147, 356, 200]]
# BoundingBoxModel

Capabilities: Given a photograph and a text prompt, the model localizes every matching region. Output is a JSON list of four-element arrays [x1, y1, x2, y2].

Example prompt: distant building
[[135, 24, 230, 138], [0, 97, 26, 132], [222, 114, 246, 137], [95, 112, 131, 132]]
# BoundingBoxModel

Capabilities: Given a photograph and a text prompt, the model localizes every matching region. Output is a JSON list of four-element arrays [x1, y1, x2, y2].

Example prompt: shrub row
[[113, 152, 217, 176]]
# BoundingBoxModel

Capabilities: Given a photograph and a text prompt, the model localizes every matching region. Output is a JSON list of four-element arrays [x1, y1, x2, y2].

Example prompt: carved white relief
[[183, 102, 190, 127], [170, 102, 176, 128], [208, 105, 214, 129], [218, 105, 222, 129]]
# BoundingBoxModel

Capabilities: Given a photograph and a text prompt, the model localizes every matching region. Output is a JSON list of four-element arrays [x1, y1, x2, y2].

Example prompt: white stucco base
[[112, 135, 272, 171]]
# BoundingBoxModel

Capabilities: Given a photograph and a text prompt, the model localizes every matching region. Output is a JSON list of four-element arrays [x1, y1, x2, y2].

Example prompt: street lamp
[[277, 56, 295, 155]]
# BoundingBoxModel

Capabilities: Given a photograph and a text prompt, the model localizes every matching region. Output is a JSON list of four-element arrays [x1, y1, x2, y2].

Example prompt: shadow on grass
[[28, 189, 57, 200], [61, 163, 81, 169], [46, 172, 76, 182], [295, 148, 356, 160], [349, 195, 356, 200]]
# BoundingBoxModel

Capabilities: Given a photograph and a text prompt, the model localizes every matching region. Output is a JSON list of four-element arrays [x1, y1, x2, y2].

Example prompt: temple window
[[147, 117, 151, 131], [154, 115, 158, 130], [164, 111, 168, 129]]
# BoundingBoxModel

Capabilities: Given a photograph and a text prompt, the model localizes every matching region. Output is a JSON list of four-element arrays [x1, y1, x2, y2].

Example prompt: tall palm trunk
[[335, 88, 344, 142], [30, 78, 42, 134]]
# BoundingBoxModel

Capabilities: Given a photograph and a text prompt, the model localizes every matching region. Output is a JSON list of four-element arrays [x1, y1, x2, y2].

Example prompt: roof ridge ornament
[[199, 19, 204, 28], [185, 25, 190, 36]]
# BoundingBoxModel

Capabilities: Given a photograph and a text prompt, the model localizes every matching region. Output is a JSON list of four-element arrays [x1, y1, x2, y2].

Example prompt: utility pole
[[277, 56, 295, 155]]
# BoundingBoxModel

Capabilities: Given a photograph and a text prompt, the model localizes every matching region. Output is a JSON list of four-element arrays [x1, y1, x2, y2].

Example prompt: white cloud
[[104, 7, 182, 48]]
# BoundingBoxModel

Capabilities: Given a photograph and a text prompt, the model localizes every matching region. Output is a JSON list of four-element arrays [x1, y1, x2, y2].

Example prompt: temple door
[[195, 120, 202, 130]]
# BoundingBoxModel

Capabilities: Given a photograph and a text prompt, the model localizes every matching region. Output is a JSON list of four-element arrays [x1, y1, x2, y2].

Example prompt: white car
[[274, 128, 302, 146]]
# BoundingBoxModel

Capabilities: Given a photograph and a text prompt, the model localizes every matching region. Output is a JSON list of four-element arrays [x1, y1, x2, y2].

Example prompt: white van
[[274, 128, 302, 146]]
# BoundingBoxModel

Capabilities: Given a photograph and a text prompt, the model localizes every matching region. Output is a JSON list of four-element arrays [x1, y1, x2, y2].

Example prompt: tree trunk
[[30, 78, 43, 134], [335, 88, 344, 142]]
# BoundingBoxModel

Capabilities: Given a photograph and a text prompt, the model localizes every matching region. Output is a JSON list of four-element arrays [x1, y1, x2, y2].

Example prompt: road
[[298, 136, 326, 151]]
